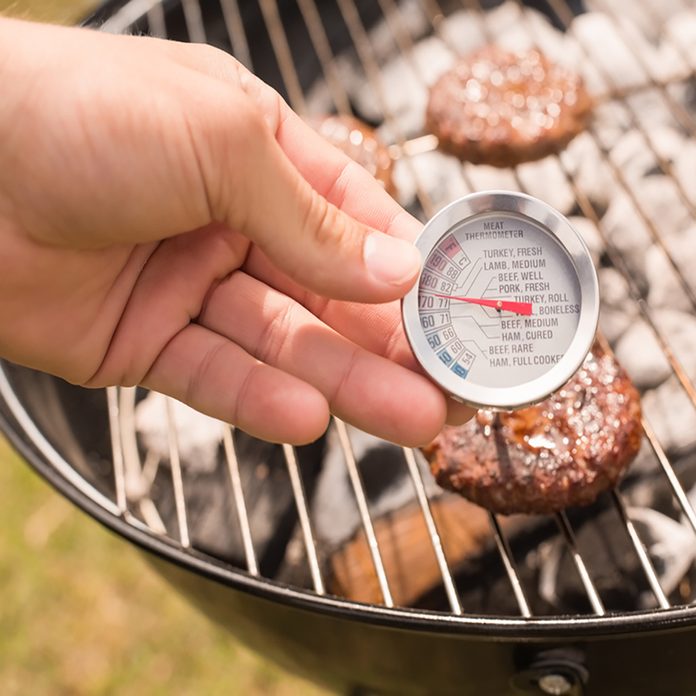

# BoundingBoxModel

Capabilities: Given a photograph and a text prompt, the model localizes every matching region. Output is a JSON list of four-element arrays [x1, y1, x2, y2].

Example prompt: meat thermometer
[[402, 191, 599, 410]]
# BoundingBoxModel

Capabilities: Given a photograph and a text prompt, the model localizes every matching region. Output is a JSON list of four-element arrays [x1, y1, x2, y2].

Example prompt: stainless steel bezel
[[402, 191, 600, 410]]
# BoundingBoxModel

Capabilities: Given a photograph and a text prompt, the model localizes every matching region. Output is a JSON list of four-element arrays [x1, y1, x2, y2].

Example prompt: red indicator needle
[[432, 294, 533, 316]]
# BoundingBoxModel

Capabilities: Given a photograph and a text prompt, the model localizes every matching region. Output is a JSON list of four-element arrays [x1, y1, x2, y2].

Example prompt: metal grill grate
[[16, 0, 696, 625]]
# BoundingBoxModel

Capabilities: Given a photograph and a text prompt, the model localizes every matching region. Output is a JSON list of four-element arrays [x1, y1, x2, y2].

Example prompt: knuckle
[[327, 345, 361, 410], [235, 99, 270, 146], [303, 192, 347, 249], [184, 336, 227, 406], [256, 301, 296, 366], [323, 160, 356, 209], [231, 361, 262, 429]]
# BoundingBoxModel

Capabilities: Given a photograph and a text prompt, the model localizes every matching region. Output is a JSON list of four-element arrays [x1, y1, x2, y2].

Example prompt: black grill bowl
[[7, 0, 696, 692]]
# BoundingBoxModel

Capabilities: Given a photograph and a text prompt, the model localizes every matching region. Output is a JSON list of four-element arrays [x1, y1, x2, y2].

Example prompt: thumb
[[219, 102, 421, 303]]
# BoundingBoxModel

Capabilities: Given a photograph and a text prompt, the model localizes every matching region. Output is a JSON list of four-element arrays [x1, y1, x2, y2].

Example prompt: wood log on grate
[[329, 494, 520, 606]]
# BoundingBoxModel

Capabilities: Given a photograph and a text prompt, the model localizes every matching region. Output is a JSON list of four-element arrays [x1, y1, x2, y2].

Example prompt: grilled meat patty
[[426, 45, 592, 167], [310, 114, 395, 195], [422, 345, 642, 514]]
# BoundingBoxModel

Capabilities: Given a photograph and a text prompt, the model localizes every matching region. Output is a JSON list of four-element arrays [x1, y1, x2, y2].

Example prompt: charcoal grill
[[5, 0, 696, 693]]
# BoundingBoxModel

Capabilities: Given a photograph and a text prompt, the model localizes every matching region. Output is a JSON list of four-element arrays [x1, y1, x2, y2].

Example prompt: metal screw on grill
[[538, 673, 574, 696], [510, 667, 584, 696], [510, 648, 587, 696]]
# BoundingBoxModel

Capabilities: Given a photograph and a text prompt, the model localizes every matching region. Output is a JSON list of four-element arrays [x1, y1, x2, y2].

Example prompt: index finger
[[165, 41, 423, 241]]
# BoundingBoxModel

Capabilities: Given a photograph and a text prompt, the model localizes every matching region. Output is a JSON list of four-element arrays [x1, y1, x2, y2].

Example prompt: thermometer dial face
[[402, 192, 599, 410]]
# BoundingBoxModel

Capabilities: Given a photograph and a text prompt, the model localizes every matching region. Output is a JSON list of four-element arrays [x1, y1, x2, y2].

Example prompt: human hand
[[0, 18, 473, 445]]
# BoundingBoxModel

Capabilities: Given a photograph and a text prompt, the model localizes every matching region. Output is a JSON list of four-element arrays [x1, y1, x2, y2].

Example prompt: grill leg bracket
[[511, 648, 589, 696]]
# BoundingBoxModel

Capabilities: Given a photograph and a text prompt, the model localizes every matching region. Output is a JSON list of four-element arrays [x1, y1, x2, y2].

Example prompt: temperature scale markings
[[421, 319, 476, 379], [426, 250, 467, 279], [418, 293, 452, 313], [440, 235, 472, 270], [420, 272, 454, 296]]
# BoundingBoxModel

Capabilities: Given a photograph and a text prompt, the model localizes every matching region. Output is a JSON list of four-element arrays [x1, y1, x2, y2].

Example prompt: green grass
[[0, 435, 331, 695], [0, 0, 93, 24]]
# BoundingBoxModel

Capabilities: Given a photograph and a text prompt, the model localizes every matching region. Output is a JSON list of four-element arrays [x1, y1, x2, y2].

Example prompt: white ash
[[673, 140, 696, 206], [341, 35, 455, 139], [601, 177, 691, 291], [390, 156, 418, 210], [628, 176, 692, 234], [513, 6, 583, 71], [664, 10, 696, 68], [304, 78, 336, 118], [473, 1, 522, 48], [614, 308, 696, 394], [591, 101, 633, 151], [609, 128, 684, 184], [484, 3, 568, 62], [572, 12, 679, 92], [516, 156, 575, 217], [652, 309, 696, 381], [643, 377, 696, 455], [464, 163, 519, 194], [560, 132, 615, 215], [437, 9, 486, 56], [311, 426, 438, 548], [364, 0, 430, 64], [593, 93, 681, 159], [392, 150, 471, 211], [646, 42, 690, 84], [135, 392, 223, 473], [666, 80, 696, 118], [581, 10, 686, 84], [330, 58, 381, 123], [626, 88, 683, 134], [586, 0, 683, 44], [614, 319, 670, 390], [540, 502, 696, 610], [645, 236, 696, 314], [598, 267, 638, 344], [569, 13, 648, 94], [624, 438, 662, 491], [627, 506, 696, 608], [567, 216, 604, 267], [443, 2, 582, 74], [600, 191, 651, 291], [661, 224, 696, 293]]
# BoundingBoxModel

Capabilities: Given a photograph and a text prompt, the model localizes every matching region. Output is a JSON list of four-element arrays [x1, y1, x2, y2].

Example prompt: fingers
[[156, 58, 418, 305], [197, 271, 449, 446], [243, 247, 475, 427], [446, 400, 477, 425], [85, 222, 250, 388], [162, 42, 423, 304], [274, 111, 423, 243], [142, 323, 330, 444], [164, 41, 422, 241]]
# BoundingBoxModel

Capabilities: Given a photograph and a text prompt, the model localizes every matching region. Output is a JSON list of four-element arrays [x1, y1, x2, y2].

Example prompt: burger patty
[[422, 345, 642, 515], [426, 45, 593, 167], [310, 114, 395, 195]]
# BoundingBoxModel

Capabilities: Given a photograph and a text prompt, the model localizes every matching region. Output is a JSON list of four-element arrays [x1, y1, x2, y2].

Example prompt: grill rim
[[4, 361, 696, 639]]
